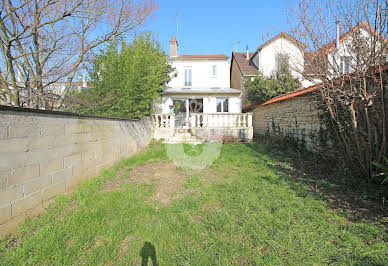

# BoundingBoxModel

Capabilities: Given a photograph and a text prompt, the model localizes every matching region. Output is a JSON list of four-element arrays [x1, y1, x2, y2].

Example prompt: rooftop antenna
[[232, 41, 240, 52]]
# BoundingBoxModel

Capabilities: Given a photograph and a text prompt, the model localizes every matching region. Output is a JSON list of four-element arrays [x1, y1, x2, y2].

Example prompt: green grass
[[0, 143, 387, 265]]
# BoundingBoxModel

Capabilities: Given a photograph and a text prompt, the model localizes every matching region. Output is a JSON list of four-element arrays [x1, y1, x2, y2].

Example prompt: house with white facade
[[153, 37, 253, 142], [250, 32, 305, 80], [230, 32, 310, 107], [304, 20, 388, 79]]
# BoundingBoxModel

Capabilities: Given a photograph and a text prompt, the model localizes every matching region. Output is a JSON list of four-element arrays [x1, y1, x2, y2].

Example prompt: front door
[[172, 99, 188, 128]]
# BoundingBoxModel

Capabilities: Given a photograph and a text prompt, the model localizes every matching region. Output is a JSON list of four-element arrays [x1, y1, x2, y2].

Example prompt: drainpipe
[[335, 21, 340, 73]]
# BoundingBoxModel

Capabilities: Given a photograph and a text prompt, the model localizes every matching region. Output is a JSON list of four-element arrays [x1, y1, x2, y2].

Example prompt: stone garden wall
[[251, 92, 322, 149], [0, 106, 153, 235]]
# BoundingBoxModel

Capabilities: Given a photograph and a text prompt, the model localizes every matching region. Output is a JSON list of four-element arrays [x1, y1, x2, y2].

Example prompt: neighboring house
[[243, 61, 388, 151], [0, 75, 92, 108], [230, 32, 308, 107], [153, 37, 253, 142], [230, 51, 258, 107], [250, 32, 305, 79], [304, 20, 388, 78], [232, 22, 387, 109]]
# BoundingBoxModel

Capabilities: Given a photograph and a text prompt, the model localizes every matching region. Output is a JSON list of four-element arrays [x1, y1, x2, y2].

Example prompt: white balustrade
[[152, 114, 176, 128], [189, 113, 253, 128], [153, 113, 252, 129]]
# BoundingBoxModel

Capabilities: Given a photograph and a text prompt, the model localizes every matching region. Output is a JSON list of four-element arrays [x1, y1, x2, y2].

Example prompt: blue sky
[[143, 0, 298, 58]]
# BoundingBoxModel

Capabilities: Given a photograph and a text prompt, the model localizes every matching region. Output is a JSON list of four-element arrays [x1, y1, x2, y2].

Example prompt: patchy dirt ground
[[102, 162, 198, 205]]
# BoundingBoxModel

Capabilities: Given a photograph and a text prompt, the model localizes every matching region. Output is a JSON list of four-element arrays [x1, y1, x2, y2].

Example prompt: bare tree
[[288, 0, 388, 182], [0, 0, 157, 109]]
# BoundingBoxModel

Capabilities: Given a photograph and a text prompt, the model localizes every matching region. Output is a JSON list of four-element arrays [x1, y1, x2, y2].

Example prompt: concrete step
[[174, 133, 192, 138], [165, 139, 203, 144], [167, 129, 205, 144], [166, 135, 203, 144], [175, 129, 190, 134]]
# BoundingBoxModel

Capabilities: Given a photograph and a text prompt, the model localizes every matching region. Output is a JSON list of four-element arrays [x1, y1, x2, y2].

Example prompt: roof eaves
[[243, 85, 320, 111], [253, 32, 306, 57]]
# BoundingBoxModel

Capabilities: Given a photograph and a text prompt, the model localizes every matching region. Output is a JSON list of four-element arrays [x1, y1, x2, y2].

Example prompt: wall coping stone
[[0, 105, 140, 122]]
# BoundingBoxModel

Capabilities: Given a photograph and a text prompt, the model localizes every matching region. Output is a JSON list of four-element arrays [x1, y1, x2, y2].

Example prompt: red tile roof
[[173, 54, 229, 60], [231, 52, 258, 76]]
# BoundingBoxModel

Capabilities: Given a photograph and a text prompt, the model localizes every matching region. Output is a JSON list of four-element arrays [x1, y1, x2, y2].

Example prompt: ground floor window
[[189, 99, 203, 113], [172, 99, 186, 114], [216, 98, 229, 113]]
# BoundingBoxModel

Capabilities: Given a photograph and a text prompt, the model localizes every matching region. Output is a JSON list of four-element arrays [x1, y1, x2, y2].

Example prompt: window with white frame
[[340, 56, 352, 74], [184, 68, 192, 87], [212, 65, 217, 77], [216, 98, 229, 113]]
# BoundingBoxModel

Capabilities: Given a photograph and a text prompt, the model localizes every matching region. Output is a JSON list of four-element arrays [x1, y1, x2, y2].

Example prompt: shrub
[[66, 33, 173, 118], [245, 64, 301, 104]]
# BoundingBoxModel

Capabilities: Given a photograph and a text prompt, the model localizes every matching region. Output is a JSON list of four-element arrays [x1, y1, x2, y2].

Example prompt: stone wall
[[252, 92, 321, 148], [0, 106, 153, 235]]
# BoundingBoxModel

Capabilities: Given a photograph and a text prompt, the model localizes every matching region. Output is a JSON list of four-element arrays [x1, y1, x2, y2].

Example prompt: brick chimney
[[169, 37, 178, 57]]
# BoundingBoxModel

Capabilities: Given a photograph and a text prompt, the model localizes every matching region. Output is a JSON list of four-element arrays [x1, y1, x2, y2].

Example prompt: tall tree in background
[[0, 0, 157, 109], [288, 0, 387, 182], [66, 34, 173, 118]]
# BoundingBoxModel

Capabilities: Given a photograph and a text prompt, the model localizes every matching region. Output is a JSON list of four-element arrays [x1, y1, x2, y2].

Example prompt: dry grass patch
[[102, 162, 195, 205], [201, 202, 224, 211], [116, 235, 138, 259]]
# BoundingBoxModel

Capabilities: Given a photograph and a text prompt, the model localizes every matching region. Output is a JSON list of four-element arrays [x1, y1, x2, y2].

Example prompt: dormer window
[[184, 67, 192, 87]]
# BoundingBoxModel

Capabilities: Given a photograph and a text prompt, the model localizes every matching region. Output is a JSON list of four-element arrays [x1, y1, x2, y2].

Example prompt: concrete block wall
[[252, 93, 321, 149], [0, 106, 153, 235]]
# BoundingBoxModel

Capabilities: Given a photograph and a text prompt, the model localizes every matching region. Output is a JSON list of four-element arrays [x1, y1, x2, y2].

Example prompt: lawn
[[0, 142, 387, 265]]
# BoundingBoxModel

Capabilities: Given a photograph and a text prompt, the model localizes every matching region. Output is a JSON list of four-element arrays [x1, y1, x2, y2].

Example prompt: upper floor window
[[212, 65, 217, 77], [340, 56, 351, 74], [275, 53, 289, 72], [216, 98, 229, 113], [184, 68, 192, 87]]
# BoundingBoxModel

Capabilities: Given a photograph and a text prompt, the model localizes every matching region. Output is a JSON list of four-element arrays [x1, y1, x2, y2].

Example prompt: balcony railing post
[[242, 114, 247, 127], [248, 113, 252, 128], [190, 114, 195, 128], [170, 114, 175, 128]]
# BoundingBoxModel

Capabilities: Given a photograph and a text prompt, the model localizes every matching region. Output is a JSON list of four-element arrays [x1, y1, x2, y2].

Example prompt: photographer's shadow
[[140, 241, 158, 266]]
